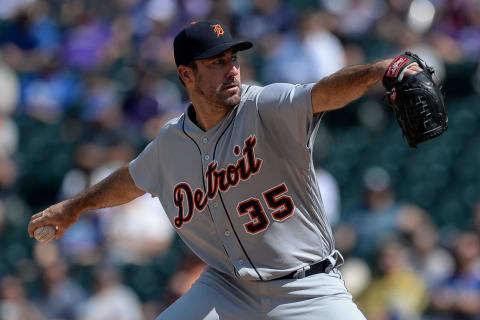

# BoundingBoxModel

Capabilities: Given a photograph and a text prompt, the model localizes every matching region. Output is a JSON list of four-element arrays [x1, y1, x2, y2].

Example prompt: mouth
[[222, 79, 240, 91], [222, 84, 238, 91]]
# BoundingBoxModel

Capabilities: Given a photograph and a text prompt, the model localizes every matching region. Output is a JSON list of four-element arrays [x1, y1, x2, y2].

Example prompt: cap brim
[[194, 41, 253, 60]]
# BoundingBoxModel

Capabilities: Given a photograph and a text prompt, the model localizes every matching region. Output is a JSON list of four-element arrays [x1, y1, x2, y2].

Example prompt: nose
[[225, 59, 240, 78]]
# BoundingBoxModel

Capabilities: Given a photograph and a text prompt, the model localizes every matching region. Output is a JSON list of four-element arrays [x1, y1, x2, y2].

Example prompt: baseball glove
[[382, 52, 448, 148]]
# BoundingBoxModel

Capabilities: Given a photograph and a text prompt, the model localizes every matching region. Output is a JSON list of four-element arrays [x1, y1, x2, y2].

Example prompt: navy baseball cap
[[174, 21, 253, 67]]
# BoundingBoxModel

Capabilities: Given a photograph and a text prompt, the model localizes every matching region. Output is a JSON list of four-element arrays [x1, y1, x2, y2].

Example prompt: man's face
[[192, 49, 242, 109]]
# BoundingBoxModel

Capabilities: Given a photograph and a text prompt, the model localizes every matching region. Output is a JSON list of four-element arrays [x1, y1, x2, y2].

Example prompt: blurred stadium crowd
[[0, 0, 480, 319]]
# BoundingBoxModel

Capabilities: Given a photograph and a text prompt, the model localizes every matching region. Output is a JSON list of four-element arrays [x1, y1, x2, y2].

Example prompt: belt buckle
[[293, 265, 311, 279], [325, 256, 336, 273]]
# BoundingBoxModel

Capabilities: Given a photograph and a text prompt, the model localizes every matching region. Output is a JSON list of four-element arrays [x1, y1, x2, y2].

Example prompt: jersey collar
[[183, 103, 239, 142]]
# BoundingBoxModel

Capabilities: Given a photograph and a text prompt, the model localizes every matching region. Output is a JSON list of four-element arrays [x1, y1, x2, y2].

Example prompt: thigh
[[155, 280, 220, 320], [267, 294, 366, 320], [266, 270, 367, 320], [156, 268, 258, 320]]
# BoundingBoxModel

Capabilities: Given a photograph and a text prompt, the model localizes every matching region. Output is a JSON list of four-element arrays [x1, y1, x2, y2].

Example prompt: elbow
[[311, 82, 347, 113], [311, 87, 365, 113], [312, 97, 347, 113]]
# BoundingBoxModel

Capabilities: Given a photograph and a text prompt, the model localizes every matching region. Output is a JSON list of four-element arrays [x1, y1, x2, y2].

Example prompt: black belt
[[275, 259, 332, 280]]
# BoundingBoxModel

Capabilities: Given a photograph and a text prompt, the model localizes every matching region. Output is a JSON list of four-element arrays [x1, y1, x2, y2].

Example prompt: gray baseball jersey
[[129, 83, 336, 281]]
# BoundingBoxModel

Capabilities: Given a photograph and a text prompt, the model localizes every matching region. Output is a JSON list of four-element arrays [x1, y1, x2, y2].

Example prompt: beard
[[196, 76, 242, 110]]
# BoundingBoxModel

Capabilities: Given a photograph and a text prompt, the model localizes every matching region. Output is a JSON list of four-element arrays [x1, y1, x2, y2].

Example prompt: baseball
[[33, 225, 56, 243]]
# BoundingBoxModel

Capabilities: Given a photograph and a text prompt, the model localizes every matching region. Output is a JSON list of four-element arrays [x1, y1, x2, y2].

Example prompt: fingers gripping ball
[[383, 52, 448, 148], [34, 225, 56, 242]]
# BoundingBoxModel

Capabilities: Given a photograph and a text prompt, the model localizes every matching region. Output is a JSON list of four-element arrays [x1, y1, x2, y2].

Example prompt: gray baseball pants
[[156, 266, 366, 320]]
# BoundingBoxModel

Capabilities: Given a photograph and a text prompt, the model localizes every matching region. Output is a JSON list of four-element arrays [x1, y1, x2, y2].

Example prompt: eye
[[232, 55, 238, 62]]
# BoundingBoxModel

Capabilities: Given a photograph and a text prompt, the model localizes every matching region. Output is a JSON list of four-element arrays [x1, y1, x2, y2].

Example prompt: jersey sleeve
[[255, 83, 321, 150], [128, 138, 161, 195]]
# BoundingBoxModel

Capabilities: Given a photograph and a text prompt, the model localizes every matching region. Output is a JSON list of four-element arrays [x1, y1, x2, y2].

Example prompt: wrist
[[64, 198, 85, 216], [373, 59, 393, 77]]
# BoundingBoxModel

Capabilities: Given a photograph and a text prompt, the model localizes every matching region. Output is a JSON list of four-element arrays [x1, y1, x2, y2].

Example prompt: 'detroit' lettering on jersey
[[173, 136, 263, 229]]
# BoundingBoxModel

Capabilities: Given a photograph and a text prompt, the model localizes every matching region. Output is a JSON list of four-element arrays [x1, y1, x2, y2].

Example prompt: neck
[[192, 101, 232, 131], [188, 89, 238, 131]]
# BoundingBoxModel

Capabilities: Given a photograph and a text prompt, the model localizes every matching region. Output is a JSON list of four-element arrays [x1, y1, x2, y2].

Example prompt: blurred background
[[0, 0, 479, 319]]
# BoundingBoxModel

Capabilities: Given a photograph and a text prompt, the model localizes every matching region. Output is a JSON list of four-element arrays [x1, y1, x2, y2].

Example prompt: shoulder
[[245, 84, 316, 115], [240, 83, 262, 102], [243, 83, 314, 102], [162, 113, 184, 129], [241, 83, 294, 95], [240, 83, 292, 108], [154, 113, 185, 140]]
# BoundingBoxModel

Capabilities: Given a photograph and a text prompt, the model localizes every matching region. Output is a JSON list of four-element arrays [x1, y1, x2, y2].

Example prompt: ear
[[178, 66, 195, 85]]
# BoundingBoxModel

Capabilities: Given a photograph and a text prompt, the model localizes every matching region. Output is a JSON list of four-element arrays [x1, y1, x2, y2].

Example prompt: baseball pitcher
[[28, 21, 444, 319]]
